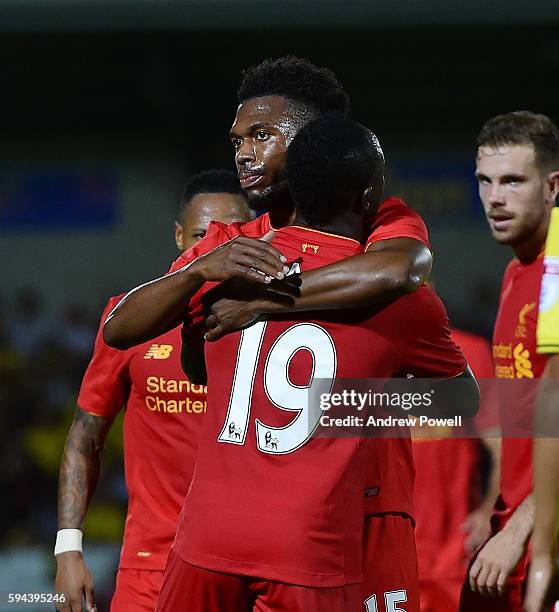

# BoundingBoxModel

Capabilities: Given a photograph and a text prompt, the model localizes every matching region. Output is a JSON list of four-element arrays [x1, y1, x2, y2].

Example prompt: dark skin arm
[[384, 367, 479, 420], [181, 238, 431, 382], [204, 238, 432, 341], [103, 234, 287, 350], [55, 409, 114, 612]]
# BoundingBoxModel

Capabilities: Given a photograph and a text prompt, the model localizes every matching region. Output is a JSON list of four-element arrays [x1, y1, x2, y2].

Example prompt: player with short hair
[[103, 54, 433, 612], [460, 111, 559, 611], [103, 55, 433, 351], [153, 114, 476, 612], [54, 169, 251, 612]]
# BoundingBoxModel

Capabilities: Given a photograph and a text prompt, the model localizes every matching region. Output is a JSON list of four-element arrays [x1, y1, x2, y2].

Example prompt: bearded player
[[103, 56, 434, 352], [104, 56, 434, 610], [459, 112, 559, 612], [54, 170, 251, 612], [152, 114, 477, 612]]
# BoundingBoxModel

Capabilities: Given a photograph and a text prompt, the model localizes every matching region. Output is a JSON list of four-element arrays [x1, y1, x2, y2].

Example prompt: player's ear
[[363, 181, 382, 217], [174, 221, 184, 251], [546, 170, 559, 204]]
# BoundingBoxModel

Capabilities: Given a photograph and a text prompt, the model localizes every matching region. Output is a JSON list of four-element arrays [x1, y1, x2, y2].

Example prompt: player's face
[[230, 95, 310, 210], [176, 192, 251, 251], [476, 144, 556, 246]]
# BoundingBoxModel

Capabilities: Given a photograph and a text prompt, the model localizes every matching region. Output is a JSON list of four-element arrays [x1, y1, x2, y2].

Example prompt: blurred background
[[1, 0, 558, 608]]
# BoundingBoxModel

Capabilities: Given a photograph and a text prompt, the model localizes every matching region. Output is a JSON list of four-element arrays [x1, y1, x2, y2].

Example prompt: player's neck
[[268, 205, 296, 228], [512, 223, 548, 264], [292, 212, 365, 243]]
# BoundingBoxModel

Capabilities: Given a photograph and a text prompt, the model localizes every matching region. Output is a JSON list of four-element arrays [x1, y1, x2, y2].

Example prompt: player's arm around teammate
[[203, 235, 431, 341], [55, 409, 114, 612], [103, 233, 288, 350], [525, 354, 559, 612]]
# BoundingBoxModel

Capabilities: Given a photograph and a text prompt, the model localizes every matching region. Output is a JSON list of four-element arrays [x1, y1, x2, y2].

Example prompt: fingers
[[469, 557, 483, 592], [85, 584, 96, 612], [205, 314, 218, 330], [483, 567, 500, 597], [496, 569, 508, 597], [475, 564, 491, 596], [230, 242, 288, 281], [205, 325, 225, 342]]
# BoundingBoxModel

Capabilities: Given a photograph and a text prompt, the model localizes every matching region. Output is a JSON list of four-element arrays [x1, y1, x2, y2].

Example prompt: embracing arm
[[204, 238, 432, 341], [55, 409, 113, 612], [269, 238, 431, 312], [104, 235, 287, 350]]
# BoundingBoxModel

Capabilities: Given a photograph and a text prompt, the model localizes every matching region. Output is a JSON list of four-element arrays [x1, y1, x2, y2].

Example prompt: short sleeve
[[396, 288, 466, 378], [77, 296, 133, 419], [365, 197, 430, 251]]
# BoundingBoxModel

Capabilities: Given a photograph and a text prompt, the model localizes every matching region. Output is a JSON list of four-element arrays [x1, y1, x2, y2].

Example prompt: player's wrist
[[54, 528, 83, 556], [187, 256, 214, 283]]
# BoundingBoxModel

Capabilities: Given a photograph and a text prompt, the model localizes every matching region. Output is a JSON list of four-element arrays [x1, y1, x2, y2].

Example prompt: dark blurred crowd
[[0, 288, 126, 548]]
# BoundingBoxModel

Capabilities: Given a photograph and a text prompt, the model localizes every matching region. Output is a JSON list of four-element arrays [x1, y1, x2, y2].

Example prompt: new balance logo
[[144, 344, 173, 359]]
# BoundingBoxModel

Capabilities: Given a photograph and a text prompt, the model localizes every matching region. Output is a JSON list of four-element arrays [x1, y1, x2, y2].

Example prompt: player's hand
[[461, 507, 492, 554], [203, 276, 301, 342], [55, 552, 96, 612], [468, 527, 526, 598], [193, 233, 289, 285], [524, 552, 559, 612]]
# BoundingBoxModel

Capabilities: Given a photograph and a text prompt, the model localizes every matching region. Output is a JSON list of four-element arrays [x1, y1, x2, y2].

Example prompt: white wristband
[[54, 529, 83, 556]]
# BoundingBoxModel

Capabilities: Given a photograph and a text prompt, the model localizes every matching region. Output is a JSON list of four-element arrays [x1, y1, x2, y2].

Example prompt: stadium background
[[0, 0, 557, 608]]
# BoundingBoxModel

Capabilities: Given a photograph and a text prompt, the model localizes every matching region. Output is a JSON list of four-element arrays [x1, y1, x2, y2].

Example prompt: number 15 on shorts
[[365, 590, 407, 612]]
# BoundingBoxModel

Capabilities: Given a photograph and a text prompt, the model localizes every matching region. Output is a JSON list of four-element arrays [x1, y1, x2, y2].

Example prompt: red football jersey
[[171, 225, 465, 588], [412, 329, 497, 581], [493, 255, 547, 512], [78, 296, 206, 570], [167, 196, 430, 276]]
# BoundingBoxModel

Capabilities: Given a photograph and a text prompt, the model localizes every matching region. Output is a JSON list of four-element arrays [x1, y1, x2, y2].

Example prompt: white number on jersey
[[364, 590, 408, 612], [218, 321, 337, 454]]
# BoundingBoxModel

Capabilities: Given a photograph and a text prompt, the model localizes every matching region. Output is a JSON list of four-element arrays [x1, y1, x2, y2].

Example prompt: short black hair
[[238, 55, 350, 118], [178, 169, 247, 220], [287, 114, 384, 229], [477, 111, 559, 172]]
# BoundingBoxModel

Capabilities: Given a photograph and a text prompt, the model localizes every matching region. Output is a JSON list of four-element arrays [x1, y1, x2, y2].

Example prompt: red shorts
[[418, 576, 463, 612], [110, 567, 164, 612], [155, 551, 363, 612], [362, 513, 420, 612]]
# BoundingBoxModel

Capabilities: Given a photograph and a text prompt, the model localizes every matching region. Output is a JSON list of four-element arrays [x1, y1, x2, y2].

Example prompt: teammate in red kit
[[104, 56, 435, 612], [412, 328, 501, 612], [103, 56, 433, 352], [459, 112, 559, 612], [54, 170, 251, 612], [153, 114, 478, 612]]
